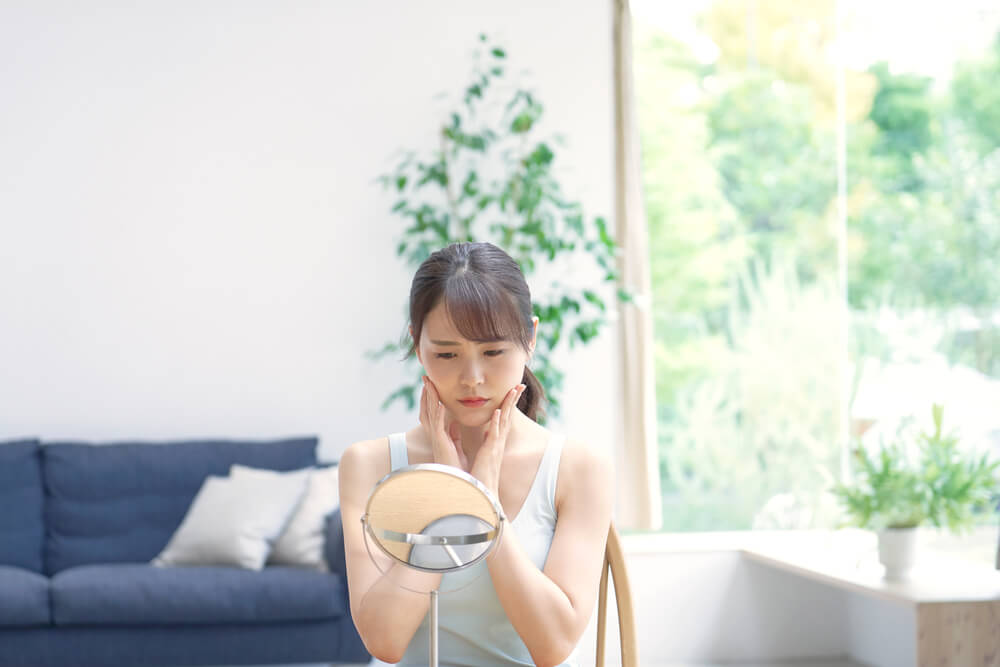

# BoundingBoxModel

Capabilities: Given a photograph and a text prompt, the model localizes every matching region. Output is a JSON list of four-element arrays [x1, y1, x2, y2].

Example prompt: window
[[634, 0, 1000, 547]]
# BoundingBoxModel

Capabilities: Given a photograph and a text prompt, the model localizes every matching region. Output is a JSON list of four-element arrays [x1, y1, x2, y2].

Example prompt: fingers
[[489, 408, 501, 440], [419, 378, 428, 426], [420, 378, 442, 439], [502, 383, 526, 431], [447, 419, 462, 445], [422, 376, 463, 469], [512, 383, 526, 408], [484, 384, 525, 443], [422, 376, 442, 430], [422, 375, 437, 406], [433, 395, 449, 438]]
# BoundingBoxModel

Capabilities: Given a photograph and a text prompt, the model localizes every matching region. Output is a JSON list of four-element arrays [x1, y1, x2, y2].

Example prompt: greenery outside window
[[633, 0, 1000, 564]]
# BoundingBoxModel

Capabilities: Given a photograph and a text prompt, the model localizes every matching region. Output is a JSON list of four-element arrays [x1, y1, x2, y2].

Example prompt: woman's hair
[[409, 242, 545, 421]]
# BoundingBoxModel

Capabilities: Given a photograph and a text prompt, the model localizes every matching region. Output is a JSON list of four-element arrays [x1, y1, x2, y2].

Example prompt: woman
[[339, 242, 612, 667]]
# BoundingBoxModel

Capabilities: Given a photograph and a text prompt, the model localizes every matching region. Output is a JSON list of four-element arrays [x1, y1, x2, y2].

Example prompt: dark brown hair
[[409, 242, 545, 421]]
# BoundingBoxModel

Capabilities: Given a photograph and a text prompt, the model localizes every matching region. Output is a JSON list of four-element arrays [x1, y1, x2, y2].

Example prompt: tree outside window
[[634, 0, 1000, 551]]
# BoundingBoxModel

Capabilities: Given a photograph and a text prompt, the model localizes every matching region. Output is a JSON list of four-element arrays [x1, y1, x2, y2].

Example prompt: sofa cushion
[[0, 566, 50, 626], [42, 437, 318, 574], [231, 464, 340, 570], [50, 564, 347, 626], [324, 509, 348, 576], [0, 618, 371, 667], [0, 439, 44, 573], [152, 469, 310, 570]]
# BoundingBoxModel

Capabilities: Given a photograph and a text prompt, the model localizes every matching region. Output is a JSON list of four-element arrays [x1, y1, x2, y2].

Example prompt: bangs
[[442, 272, 530, 347]]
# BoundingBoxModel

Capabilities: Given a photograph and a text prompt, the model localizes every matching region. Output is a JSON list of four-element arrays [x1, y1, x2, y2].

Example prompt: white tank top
[[387, 431, 578, 667]]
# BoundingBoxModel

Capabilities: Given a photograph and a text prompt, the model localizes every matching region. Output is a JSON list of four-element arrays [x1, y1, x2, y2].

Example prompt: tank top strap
[[387, 432, 409, 471], [535, 433, 566, 518]]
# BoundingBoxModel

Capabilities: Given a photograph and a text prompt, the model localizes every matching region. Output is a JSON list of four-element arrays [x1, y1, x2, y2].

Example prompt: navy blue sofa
[[0, 437, 369, 667]]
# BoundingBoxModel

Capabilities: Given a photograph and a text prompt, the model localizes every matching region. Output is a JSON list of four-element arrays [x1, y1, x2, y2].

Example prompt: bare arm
[[339, 440, 442, 663], [341, 382, 489, 661], [486, 443, 613, 667]]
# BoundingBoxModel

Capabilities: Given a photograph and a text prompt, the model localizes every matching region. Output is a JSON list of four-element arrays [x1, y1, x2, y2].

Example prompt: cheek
[[421, 356, 453, 381], [497, 355, 527, 383]]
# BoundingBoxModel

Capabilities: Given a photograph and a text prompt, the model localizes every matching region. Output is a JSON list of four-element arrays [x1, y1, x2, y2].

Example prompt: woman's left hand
[[469, 383, 525, 496]]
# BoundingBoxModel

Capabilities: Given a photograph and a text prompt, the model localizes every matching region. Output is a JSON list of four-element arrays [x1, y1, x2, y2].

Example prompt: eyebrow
[[428, 338, 508, 346]]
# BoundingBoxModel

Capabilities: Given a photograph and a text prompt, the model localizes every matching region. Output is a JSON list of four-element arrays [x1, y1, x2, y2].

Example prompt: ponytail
[[517, 366, 546, 423]]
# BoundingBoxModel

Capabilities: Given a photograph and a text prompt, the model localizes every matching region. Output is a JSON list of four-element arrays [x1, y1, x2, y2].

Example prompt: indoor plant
[[370, 35, 628, 419], [832, 404, 999, 578]]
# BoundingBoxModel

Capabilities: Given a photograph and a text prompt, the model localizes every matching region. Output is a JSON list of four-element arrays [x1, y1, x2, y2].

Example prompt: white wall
[[0, 0, 617, 462], [588, 541, 919, 667], [604, 549, 850, 665]]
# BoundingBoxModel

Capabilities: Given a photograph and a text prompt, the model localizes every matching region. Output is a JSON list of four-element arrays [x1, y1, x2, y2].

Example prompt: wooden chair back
[[595, 523, 638, 666]]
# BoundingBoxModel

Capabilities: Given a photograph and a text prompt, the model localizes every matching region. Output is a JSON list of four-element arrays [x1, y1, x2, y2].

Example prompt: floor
[[344, 659, 868, 666], [229, 656, 869, 666], [661, 662, 868, 667]]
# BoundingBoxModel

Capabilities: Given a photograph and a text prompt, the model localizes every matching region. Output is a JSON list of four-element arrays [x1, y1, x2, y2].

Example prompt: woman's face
[[415, 303, 534, 427]]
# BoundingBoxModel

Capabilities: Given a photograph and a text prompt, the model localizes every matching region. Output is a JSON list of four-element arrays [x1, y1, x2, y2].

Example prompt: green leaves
[[951, 35, 1000, 153], [833, 404, 1000, 532], [524, 143, 554, 168], [443, 112, 491, 152], [835, 444, 927, 530], [868, 61, 934, 160], [365, 341, 404, 362], [594, 216, 614, 249], [849, 47, 1000, 318], [508, 91, 544, 135], [583, 290, 605, 311], [416, 159, 448, 188], [381, 382, 419, 412], [917, 404, 1000, 532]]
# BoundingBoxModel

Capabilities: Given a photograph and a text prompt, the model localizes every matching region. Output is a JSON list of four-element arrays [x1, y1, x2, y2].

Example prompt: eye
[[484, 350, 505, 357], [435, 352, 456, 359]]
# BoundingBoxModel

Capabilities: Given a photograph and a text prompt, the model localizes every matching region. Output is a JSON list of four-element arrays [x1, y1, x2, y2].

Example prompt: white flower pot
[[877, 527, 918, 580]]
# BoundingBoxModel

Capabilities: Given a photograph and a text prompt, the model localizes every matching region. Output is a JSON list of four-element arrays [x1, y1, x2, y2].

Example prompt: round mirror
[[360, 463, 507, 666], [362, 463, 505, 578]]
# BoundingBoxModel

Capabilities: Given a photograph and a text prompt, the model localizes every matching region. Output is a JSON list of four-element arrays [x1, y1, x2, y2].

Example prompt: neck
[[457, 410, 532, 465]]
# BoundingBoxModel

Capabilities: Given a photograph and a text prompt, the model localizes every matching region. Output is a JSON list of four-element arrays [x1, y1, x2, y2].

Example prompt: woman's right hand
[[419, 376, 469, 471]]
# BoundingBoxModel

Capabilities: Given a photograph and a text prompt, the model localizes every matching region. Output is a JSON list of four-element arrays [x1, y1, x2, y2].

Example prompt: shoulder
[[339, 436, 390, 468], [559, 436, 612, 476], [555, 436, 613, 505], [338, 437, 391, 495]]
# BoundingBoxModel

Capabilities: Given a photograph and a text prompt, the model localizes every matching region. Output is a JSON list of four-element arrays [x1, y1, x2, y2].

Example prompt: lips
[[458, 398, 488, 408]]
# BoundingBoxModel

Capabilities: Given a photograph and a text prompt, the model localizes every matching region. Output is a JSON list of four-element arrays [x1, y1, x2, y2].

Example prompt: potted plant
[[832, 404, 999, 579]]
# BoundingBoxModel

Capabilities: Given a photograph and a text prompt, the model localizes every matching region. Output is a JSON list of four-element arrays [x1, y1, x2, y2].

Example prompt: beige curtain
[[612, 0, 662, 531]]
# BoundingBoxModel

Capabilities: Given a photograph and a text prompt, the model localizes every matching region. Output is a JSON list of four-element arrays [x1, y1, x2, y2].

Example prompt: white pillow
[[231, 464, 340, 571], [152, 468, 310, 570]]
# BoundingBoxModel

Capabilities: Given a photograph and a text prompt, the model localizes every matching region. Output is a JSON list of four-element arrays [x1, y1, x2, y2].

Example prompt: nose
[[458, 357, 484, 389]]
